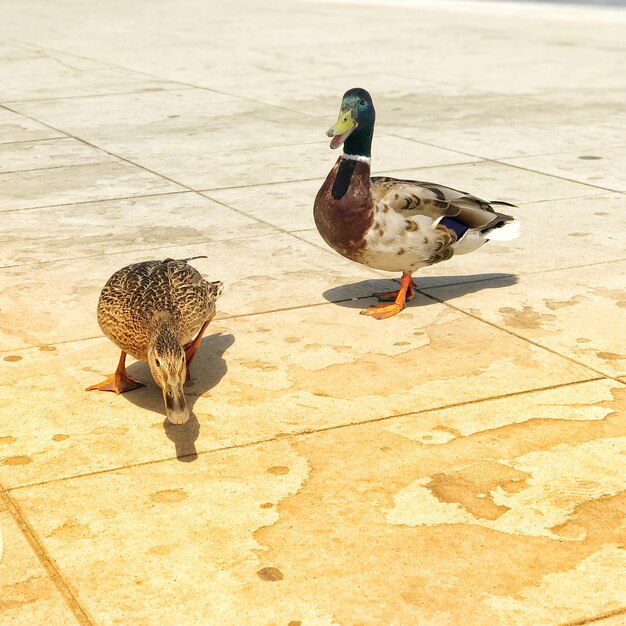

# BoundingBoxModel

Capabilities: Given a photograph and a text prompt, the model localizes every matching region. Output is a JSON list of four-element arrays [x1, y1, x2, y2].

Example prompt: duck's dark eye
[[155, 358, 161, 368], [359, 98, 366, 105]]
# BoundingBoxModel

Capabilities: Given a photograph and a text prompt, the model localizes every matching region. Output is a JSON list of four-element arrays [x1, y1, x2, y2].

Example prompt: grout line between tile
[[5, 376, 606, 492], [519, 191, 619, 206], [0, 487, 95, 625], [559, 607, 626, 626], [0, 158, 119, 177], [0, 103, 188, 186], [0, 135, 68, 147], [0, 189, 190, 215], [0, 334, 104, 354], [419, 289, 626, 383], [0, 84, 195, 105], [2, 255, 626, 357], [0, 229, 281, 271], [197, 159, 481, 193], [1, 72, 621, 387], [8, 38, 307, 117], [198, 192, 299, 235], [504, 256, 626, 277], [491, 160, 624, 194], [387, 132, 623, 194]]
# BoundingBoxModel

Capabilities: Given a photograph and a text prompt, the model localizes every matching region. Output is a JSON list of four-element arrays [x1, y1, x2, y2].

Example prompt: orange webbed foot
[[86, 372, 144, 394], [373, 280, 417, 302], [86, 351, 144, 394], [360, 302, 405, 320], [362, 274, 414, 319]]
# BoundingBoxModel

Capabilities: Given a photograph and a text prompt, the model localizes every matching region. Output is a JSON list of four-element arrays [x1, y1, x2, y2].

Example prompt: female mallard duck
[[86, 257, 223, 424], [314, 88, 519, 320]]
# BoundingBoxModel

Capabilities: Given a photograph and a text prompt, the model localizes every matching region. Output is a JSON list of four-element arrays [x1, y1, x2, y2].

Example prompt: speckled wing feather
[[161, 258, 222, 343], [371, 176, 515, 230], [96, 261, 159, 356], [96, 259, 223, 359]]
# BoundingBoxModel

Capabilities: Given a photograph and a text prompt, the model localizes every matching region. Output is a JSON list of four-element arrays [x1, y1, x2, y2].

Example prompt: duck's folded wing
[[371, 176, 516, 230]]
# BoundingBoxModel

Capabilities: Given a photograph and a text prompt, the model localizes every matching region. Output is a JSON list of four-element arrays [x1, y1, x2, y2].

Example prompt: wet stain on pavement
[[499, 306, 556, 330], [150, 489, 188, 503], [48, 518, 95, 540], [257, 567, 284, 582], [3, 455, 31, 465], [267, 466, 290, 475]]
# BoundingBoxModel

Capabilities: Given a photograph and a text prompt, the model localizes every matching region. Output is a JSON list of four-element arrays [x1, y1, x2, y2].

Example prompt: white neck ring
[[342, 154, 371, 164]]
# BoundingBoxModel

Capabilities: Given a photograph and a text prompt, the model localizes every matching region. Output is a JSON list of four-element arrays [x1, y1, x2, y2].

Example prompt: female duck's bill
[[163, 383, 189, 425]]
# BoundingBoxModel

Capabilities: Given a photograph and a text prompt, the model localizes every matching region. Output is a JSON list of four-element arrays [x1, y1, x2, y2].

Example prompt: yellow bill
[[326, 108, 357, 149]]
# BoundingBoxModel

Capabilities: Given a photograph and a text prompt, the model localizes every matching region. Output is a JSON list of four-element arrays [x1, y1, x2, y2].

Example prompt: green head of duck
[[326, 87, 376, 158], [147, 325, 189, 425]]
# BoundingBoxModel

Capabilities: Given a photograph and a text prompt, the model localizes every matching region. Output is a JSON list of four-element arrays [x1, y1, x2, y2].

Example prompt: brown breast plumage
[[313, 157, 374, 262]]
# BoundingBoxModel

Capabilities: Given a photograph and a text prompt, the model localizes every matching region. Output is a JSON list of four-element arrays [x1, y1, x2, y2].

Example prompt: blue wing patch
[[439, 217, 470, 239]]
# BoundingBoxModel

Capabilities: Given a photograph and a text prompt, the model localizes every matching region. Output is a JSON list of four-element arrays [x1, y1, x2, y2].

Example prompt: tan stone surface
[[8, 380, 626, 625], [0, 234, 387, 349], [389, 161, 604, 206], [237, 192, 626, 286], [383, 91, 626, 161], [0, 192, 274, 267], [502, 149, 626, 192], [0, 160, 183, 212], [7, 89, 480, 188], [0, 506, 79, 624], [1, 0, 625, 623], [0, 108, 64, 144], [424, 260, 626, 377], [0, 303, 595, 489], [0, 137, 116, 175], [0, 42, 179, 102]]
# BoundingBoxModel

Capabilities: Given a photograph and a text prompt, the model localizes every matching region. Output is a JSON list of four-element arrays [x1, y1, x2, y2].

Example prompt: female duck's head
[[147, 327, 189, 425], [326, 88, 376, 157]]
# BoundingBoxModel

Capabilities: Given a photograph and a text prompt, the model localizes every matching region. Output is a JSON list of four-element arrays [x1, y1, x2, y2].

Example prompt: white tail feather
[[485, 220, 520, 242]]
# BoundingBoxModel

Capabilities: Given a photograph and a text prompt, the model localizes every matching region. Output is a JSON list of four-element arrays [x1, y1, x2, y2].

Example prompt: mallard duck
[[86, 257, 223, 424], [314, 88, 519, 320]]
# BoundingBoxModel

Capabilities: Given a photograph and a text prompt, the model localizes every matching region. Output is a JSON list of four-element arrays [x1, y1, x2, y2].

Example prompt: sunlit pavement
[[1, 1, 625, 624]]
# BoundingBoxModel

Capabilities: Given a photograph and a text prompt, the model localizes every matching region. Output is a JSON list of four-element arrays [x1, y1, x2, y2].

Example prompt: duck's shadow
[[323, 273, 518, 309], [124, 332, 234, 462]]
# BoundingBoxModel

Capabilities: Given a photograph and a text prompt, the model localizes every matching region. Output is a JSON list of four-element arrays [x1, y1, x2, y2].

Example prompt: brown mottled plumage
[[314, 88, 519, 319], [87, 257, 223, 424], [96, 258, 222, 359]]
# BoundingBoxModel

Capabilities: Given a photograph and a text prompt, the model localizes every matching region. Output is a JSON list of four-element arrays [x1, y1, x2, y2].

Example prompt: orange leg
[[86, 351, 144, 394], [373, 278, 417, 302], [183, 319, 211, 379], [361, 273, 414, 320]]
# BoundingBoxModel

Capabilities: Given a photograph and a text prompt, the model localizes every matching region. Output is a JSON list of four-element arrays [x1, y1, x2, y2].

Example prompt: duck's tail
[[179, 255, 208, 262], [484, 219, 521, 241]]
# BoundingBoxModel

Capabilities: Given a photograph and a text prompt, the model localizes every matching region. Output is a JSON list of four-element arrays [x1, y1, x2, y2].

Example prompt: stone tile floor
[[1, 0, 625, 624]]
